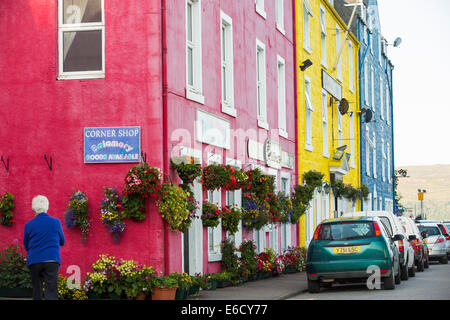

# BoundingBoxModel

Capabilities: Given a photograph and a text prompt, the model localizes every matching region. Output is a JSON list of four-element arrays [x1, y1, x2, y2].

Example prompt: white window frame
[[256, 39, 268, 129], [386, 83, 390, 125], [322, 90, 329, 158], [387, 142, 392, 183], [350, 112, 355, 168], [305, 76, 314, 151], [336, 25, 342, 82], [277, 55, 288, 138], [371, 66, 375, 111], [303, 0, 313, 53], [338, 105, 343, 147], [220, 11, 235, 117], [366, 125, 371, 176], [225, 158, 243, 251], [348, 41, 354, 92], [380, 76, 384, 120], [382, 138, 386, 182], [57, 0, 105, 80], [207, 153, 222, 262], [186, 0, 204, 104], [255, 0, 266, 19], [364, 60, 369, 106], [320, 6, 327, 68], [276, 0, 285, 35], [280, 171, 292, 252], [372, 132, 377, 178]]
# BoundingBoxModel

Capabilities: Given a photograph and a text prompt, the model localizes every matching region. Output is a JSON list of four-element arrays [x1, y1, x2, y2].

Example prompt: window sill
[[186, 89, 205, 104], [276, 24, 286, 36], [208, 253, 222, 262], [279, 129, 288, 139], [222, 104, 237, 117], [303, 46, 312, 55], [57, 72, 105, 80], [255, 6, 267, 19], [305, 144, 313, 152], [258, 120, 269, 130]]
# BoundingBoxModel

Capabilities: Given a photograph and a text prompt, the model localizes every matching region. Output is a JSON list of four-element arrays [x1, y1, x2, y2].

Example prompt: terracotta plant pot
[[151, 287, 177, 300], [135, 292, 147, 300]]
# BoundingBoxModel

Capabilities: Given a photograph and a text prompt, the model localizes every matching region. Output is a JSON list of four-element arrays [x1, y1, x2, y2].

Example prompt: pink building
[[0, 0, 298, 277]]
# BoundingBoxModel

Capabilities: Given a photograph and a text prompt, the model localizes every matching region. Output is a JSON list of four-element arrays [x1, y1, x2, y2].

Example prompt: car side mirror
[[408, 235, 417, 241], [392, 234, 404, 241]]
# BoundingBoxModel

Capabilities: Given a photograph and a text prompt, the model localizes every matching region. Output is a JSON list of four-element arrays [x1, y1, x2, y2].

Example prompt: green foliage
[[64, 190, 90, 241], [221, 205, 242, 234], [0, 192, 14, 227], [156, 182, 191, 232], [0, 244, 32, 289], [221, 239, 240, 276], [171, 158, 202, 185], [238, 240, 257, 276], [201, 164, 229, 191], [302, 170, 324, 189]]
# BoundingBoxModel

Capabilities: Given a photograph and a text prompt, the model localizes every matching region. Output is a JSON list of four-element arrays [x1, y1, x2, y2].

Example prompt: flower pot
[[175, 288, 188, 300], [135, 292, 147, 300], [263, 271, 271, 279], [0, 287, 32, 298], [151, 287, 177, 300], [206, 280, 218, 290], [109, 292, 121, 300], [188, 285, 200, 296]]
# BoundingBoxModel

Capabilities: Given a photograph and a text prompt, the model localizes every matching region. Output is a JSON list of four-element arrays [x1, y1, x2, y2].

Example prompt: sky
[[377, 0, 450, 167]]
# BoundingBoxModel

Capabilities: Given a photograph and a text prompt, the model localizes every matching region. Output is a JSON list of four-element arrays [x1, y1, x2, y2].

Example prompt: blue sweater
[[23, 213, 65, 266]]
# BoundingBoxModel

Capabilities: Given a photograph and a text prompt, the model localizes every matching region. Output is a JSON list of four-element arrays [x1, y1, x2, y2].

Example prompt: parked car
[[342, 211, 414, 280], [417, 222, 448, 264], [398, 216, 429, 271], [306, 216, 401, 293], [437, 223, 450, 257]]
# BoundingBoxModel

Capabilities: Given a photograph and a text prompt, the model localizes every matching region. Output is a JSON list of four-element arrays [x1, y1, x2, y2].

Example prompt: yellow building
[[295, 0, 361, 247]]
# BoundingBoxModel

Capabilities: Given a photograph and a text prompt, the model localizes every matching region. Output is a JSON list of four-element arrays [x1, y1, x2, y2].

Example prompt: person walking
[[23, 195, 65, 300]]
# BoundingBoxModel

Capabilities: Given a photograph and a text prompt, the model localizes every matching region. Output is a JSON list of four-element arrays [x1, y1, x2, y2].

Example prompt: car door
[[380, 220, 398, 271]]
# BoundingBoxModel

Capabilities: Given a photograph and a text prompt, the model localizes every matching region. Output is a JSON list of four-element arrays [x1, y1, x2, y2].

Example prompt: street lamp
[[418, 189, 427, 219]]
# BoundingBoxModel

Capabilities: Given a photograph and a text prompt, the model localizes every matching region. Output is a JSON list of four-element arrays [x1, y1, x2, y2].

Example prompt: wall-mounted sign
[[264, 139, 282, 169], [248, 139, 294, 170], [84, 126, 141, 163], [322, 69, 342, 101], [196, 109, 230, 149]]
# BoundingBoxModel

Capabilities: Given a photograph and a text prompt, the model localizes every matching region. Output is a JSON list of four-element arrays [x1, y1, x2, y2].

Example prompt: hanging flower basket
[[221, 205, 242, 234], [156, 183, 191, 232], [201, 201, 221, 228], [171, 157, 202, 185], [0, 192, 15, 227], [241, 194, 270, 230], [64, 190, 90, 241], [201, 164, 229, 190], [100, 187, 126, 242]]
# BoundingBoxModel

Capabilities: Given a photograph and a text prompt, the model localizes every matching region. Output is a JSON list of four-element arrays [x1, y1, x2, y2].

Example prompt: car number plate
[[333, 246, 361, 254]]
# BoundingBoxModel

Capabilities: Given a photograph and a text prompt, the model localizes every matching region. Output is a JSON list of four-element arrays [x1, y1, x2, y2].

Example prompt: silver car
[[438, 223, 450, 257], [417, 222, 448, 264]]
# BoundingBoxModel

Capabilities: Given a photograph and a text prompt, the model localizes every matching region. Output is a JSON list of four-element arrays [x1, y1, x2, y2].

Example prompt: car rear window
[[318, 222, 375, 241], [438, 225, 449, 235], [418, 226, 440, 236]]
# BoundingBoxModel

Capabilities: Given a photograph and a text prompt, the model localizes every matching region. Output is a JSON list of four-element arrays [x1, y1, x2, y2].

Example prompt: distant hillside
[[396, 165, 450, 221]]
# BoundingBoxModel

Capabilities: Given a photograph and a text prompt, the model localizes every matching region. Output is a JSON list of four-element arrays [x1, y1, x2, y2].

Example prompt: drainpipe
[[161, 0, 169, 274], [292, 0, 299, 246]]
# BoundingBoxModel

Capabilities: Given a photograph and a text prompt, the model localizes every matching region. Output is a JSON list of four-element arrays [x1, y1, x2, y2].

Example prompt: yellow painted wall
[[295, 0, 361, 247]]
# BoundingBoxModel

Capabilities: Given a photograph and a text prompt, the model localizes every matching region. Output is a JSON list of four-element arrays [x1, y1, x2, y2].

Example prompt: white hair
[[32, 195, 49, 215]]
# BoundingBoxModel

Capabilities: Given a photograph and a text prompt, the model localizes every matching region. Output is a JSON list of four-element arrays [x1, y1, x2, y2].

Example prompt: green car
[[306, 217, 402, 293]]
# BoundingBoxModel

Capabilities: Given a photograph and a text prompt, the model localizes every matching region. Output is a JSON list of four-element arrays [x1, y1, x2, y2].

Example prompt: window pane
[[63, 30, 102, 72], [222, 66, 227, 100], [187, 46, 193, 86], [63, 0, 102, 24], [187, 3, 193, 42]]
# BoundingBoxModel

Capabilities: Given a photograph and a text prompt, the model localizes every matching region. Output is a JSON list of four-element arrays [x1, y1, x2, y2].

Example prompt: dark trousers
[[29, 262, 59, 300]]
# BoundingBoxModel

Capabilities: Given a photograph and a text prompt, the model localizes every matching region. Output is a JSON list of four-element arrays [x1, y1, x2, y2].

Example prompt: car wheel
[[308, 279, 320, 293], [394, 263, 401, 285], [384, 266, 395, 290], [408, 264, 416, 277], [417, 258, 425, 272], [440, 255, 448, 265], [400, 263, 409, 281]]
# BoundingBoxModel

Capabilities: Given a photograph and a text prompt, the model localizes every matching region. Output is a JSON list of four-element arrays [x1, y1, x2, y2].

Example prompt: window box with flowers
[[151, 273, 179, 300]]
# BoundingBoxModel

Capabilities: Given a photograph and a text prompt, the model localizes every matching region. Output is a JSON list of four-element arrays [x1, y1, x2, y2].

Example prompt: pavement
[[188, 272, 308, 300]]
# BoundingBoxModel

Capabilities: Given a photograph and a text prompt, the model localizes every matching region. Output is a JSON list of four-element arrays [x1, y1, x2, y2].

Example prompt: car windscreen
[[318, 222, 375, 241], [418, 226, 440, 237]]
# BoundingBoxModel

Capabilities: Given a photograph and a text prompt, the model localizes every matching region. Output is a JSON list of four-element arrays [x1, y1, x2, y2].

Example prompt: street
[[289, 262, 450, 300]]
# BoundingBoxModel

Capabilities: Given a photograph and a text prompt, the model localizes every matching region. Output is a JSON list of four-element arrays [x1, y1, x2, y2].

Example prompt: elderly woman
[[23, 195, 65, 300]]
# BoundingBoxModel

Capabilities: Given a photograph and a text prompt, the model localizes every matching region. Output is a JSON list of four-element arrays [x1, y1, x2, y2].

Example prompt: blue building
[[334, 0, 396, 214]]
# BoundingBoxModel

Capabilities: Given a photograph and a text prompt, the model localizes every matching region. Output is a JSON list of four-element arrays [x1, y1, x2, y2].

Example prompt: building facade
[[335, 0, 396, 215], [295, 0, 361, 247], [0, 0, 298, 277]]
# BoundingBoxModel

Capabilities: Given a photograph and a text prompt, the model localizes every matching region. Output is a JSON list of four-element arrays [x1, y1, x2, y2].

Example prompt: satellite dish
[[393, 37, 402, 47], [364, 109, 373, 123], [339, 98, 349, 115]]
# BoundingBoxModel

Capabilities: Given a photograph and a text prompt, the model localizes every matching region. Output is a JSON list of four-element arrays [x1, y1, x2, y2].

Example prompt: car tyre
[[308, 279, 320, 294], [394, 263, 401, 285], [417, 258, 424, 272], [384, 266, 395, 290], [408, 264, 415, 277], [400, 263, 409, 281], [440, 255, 448, 264]]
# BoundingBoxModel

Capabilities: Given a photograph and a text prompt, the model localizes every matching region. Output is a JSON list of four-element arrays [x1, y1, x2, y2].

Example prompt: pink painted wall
[[0, 1, 165, 276], [163, 0, 298, 273]]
